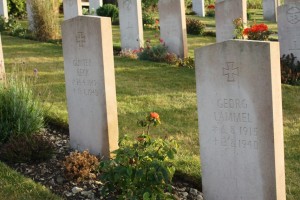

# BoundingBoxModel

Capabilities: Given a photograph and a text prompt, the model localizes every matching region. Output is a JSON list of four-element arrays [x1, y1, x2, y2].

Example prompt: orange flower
[[150, 112, 159, 120], [207, 4, 215, 9]]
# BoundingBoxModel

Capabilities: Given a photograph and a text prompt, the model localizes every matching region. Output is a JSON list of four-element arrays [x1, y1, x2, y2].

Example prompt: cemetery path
[[2, 126, 203, 200]]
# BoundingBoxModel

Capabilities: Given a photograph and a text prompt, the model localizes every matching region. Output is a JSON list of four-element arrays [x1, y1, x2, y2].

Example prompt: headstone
[[0, 0, 8, 20], [62, 16, 119, 157], [193, 0, 205, 17], [195, 40, 286, 200], [118, 0, 143, 50], [263, 0, 280, 21], [158, 0, 188, 58], [0, 34, 5, 82], [278, 3, 300, 60], [285, 0, 300, 3], [63, 0, 82, 20], [26, 0, 34, 30], [89, 0, 103, 15], [215, 0, 247, 43]]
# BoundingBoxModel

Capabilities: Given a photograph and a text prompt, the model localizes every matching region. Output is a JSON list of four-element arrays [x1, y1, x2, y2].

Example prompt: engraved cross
[[76, 32, 86, 47], [223, 62, 239, 82]]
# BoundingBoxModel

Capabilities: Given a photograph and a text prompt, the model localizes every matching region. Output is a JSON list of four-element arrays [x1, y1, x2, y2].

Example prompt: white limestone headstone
[[0, 34, 5, 82], [158, 0, 188, 58], [263, 0, 280, 21], [89, 0, 102, 15], [62, 16, 119, 157], [195, 40, 286, 200], [63, 0, 82, 20], [0, 0, 8, 20], [215, 0, 247, 43], [285, 0, 300, 3], [193, 0, 205, 17], [26, 0, 34, 30], [278, 3, 300, 60], [118, 0, 143, 50]]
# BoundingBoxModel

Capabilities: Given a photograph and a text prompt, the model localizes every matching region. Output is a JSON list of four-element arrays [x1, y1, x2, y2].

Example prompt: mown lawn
[[1, 9, 299, 199]]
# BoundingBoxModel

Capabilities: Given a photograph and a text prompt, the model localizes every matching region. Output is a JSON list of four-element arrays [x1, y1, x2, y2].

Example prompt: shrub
[[0, 134, 54, 163], [119, 49, 139, 59], [7, 0, 26, 18], [138, 39, 169, 62], [243, 23, 270, 41], [176, 57, 195, 69], [99, 112, 177, 199], [206, 4, 215, 17], [64, 150, 99, 182], [0, 77, 45, 143], [281, 54, 300, 86], [186, 18, 205, 35], [30, 0, 60, 41], [96, 4, 119, 23], [142, 12, 155, 25], [233, 17, 244, 39]]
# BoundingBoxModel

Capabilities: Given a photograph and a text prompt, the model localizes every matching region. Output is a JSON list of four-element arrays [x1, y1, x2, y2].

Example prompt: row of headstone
[[118, 0, 188, 58], [0, 34, 5, 82], [0, 0, 8, 20], [61, 14, 287, 199]]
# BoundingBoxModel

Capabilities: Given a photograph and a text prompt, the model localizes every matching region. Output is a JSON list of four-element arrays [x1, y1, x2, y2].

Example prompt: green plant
[[281, 53, 300, 86], [0, 77, 45, 143], [138, 39, 169, 62], [0, 134, 54, 163], [142, 12, 155, 25], [30, 0, 60, 41], [176, 57, 195, 69], [233, 17, 244, 39], [96, 4, 119, 23], [64, 150, 99, 182], [82, 7, 89, 15], [119, 49, 139, 59], [7, 0, 26, 18], [186, 18, 205, 35], [99, 112, 177, 199], [206, 4, 215, 17], [243, 23, 270, 41]]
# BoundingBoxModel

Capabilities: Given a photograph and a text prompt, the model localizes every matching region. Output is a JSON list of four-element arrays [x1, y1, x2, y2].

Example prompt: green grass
[[0, 162, 61, 200], [1, 10, 299, 199]]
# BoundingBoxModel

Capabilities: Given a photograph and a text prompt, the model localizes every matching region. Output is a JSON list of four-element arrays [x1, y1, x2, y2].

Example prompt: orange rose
[[150, 112, 159, 120]]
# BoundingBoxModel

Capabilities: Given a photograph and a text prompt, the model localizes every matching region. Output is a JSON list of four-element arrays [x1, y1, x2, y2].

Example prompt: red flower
[[207, 4, 215, 9], [150, 112, 159, 120], [159, 38, 164, 43], [243, 27, 250, 35]]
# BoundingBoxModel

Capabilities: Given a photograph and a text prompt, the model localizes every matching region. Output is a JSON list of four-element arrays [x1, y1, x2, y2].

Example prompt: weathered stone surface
[[62, 16, 119, 157], [26, 0, 34, 30], [193, 0, 205, 17], [63, 0, 82, 20], [195, 40, 286, 200], [158, 0, 188, 58], [278, 3, 300, 60], [0, 0, 8, 20], [263, 0, 280, 21], [215, 0, 247, 42], [118, 0, 143, 50]]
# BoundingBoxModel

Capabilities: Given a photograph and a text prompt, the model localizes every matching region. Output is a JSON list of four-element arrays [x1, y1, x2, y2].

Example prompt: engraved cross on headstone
[[223, 62, 239, 82], [76, 32, 86, 47]]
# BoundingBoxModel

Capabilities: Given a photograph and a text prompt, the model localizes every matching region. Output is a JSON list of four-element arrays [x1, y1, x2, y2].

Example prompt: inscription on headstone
[[62, 16, 119, 157], [118, 0, 143, 50], [158, 0, 188, 58], [195, 40, 286, 200], [278, 3, 300, 59]]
